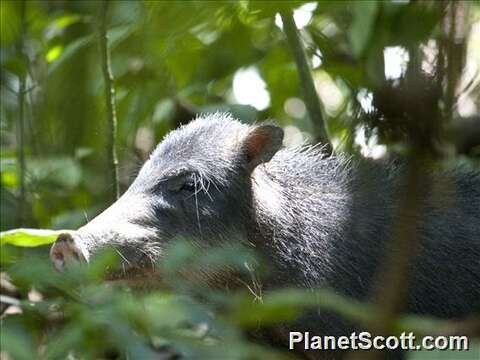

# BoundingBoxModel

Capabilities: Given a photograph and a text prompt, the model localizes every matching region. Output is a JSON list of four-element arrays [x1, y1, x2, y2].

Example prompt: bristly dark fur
[[73, 112, 480, 355], [251, 134, 479, 336]]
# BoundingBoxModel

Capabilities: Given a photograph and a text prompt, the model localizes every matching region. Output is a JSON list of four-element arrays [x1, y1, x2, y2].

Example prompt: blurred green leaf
[[322, 63, 365, 88], [53, 14, 82, 32], [0, 317, 36, 360], [27, 157, 82, 189], [0, 244, 23, 266], [152, 98, 176, 124], [0, 228, 69, 247], [0, 1, 21, 46], [43, 325, 85, 359], [198, 103, 258, 123], [349, 0, 378, 58], [45, 44, 63, 63], [47, 34, 93, 75], [1, 169, 17, 187], [226, 287, 371, 328], [50, 207, 100, 230]]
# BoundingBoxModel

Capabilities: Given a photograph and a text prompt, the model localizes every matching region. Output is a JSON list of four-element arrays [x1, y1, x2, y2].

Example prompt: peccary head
[[50, 113, 284, 277]]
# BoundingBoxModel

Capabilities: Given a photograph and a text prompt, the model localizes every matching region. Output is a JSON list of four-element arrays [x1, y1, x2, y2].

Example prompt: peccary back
[[251, 146, 479, 334]]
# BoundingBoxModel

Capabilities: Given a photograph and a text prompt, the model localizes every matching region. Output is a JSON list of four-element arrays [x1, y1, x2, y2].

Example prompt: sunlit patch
[[274, 2, 318, 29], [232, 66, 270, 111], [354, 125, 387, 160], [457, 20, 480, 117], [312, 51, 323, 68], [357, 89, 374, 114], [135, 126, 155, 156], [252, 172, 282, 216], [420, 40, 438, 76], [284, 97, 306, 119], [383, 46, 409, 80], [46, 45, 63, 63], [457, 94, 476, 117], [314, 72, 344, 116], [283, 125, 305, 148]]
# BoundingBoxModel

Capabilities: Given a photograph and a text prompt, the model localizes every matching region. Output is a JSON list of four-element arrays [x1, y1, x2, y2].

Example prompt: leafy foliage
[[2, 237, 479, 359]]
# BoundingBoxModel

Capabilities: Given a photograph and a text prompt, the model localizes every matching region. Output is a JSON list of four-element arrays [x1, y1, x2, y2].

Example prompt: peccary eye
[[180, 179, 196, 193], [166, 172, 197, 193]]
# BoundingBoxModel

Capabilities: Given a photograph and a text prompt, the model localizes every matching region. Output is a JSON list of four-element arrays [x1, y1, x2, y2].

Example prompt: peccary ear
[[243, 124, 284, 170]]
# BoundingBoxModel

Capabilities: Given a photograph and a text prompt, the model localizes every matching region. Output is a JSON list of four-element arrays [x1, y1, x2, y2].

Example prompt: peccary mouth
[[50, 229, 166, 283], [104, 266, 164, 289]]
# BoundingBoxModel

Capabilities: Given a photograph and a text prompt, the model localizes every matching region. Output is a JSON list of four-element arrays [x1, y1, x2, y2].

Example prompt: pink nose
[[50, 232, 86, 270]]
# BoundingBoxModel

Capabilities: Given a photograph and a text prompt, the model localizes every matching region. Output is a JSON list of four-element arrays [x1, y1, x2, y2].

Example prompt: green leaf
[[47, 35, 93, 75], [0, 228, 70, 247], [47, 25, 133, 75], [0, 318, 36, 360], [53, 14, 82, 31], [0, 1, 20, 46], [226, 288, 372, 328], [27, 157, 82, 189], [45, 44, 63, 63], [349, 0, 379, 58]]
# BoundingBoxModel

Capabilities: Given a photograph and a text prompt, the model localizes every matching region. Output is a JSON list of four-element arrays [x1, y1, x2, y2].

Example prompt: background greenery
[[1, 0, 479, 359]]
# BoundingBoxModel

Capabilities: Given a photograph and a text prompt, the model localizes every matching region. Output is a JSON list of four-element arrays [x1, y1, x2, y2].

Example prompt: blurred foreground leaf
[[27, 157, 82, 190], [226, 287, 372, 328], [349, 0, 378, 58], [0, 228, 70, 247], [0, 317, 36, 360]]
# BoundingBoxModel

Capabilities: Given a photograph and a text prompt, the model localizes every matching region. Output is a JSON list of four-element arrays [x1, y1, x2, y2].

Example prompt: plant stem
[[99, 0, 120, 200], [16, 0, 27, 227], [445, 1, 457, 123], [280, 9, 332, 153], [348, 157, 426, 360]]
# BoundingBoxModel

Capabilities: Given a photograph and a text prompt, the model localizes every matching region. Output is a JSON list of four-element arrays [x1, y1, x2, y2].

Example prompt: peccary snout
[[50, 191, 164, 274], [50, 232, 88, 270]]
